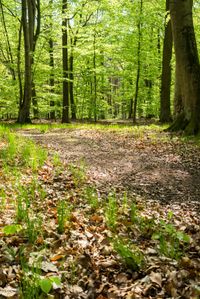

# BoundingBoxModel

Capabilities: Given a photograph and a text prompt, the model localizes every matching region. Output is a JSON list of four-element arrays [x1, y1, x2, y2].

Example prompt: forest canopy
[[0, 0, 200, 132]]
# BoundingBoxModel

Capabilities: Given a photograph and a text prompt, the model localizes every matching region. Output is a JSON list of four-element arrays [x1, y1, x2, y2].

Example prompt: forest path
[[20, 126, 200, 206]]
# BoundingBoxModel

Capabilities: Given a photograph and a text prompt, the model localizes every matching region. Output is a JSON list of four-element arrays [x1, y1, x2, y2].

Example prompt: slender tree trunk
[[168, 0, 200, 134], [31, 0, 40, 118], [48, 0, 55, 120], [93, 31, 97, 122], [133, 0, 143, 123], [69, 45, 76, 120], [160, 0, 173, 123], [0, 0, 16, 80], [17, 21, 23, 106], [49, 37, 56, 120], [62, 0, 70, 123]]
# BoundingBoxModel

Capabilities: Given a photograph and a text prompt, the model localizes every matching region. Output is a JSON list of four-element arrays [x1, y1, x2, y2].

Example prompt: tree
[[17, 0, 40, 123], [160, 0, 172, 123], [169, 0, 200, 134], [62, 0, 70, 123], [132, 0, 143, 123]]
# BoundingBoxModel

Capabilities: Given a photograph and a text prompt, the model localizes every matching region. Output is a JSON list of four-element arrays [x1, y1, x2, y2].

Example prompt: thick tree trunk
[[169, 0, 200, 134], [62, 0, 70, 123], [17, 0, 40, 123], [160, 0, 172, 123]]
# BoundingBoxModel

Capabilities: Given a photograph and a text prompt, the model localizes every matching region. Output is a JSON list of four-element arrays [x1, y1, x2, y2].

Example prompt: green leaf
[[39, 278, 52, 294], [3, 224, 22, 235], [49, 276, 61, 286], [152, 232, 161, 240], [176, 231, 190, 243]]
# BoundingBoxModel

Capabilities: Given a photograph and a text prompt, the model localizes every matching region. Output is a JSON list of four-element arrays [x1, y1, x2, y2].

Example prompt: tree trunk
[[168, 0, 200, 134], [18, 0, 32, 123], [69, 47, 76, 120], [133, 0, 143, 123], [160, 0, 173, 123], [93, 30, 97, 122], [49, 37, 56, 120], [0, 0, 16, 80], [17, 0, 40, 123], [62, 0, 70, 123]]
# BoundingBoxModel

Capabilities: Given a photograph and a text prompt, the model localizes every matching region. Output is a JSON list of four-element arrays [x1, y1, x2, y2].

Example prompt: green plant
[[130, 202, 138, 223], [0, 131, 17, 164], [28, 177, 46, 202], [16, 187, 30, 222], [39, 276, 61, 294], [105, 192, 118, 230], [0, 188, 6, 211], [20, 271, 41, 299], [112, 237, 144, 271], [52, 152, 62, 167], [68, 161, 86, 186], [57, 200, 71, 234], [3, 224, 22, 235], [122, 192, 128, 212], [84, 186, 99, 209], [152, 220, 190, 259], [25, 215, 42, 244]]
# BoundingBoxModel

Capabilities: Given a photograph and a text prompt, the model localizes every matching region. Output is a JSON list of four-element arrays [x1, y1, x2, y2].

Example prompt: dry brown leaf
[[149, 271, 162, 288], [50, 254, 65, 262], [0, 286, 17, 298], [96, 295, 108, 299], [90, 215, 103, 223]]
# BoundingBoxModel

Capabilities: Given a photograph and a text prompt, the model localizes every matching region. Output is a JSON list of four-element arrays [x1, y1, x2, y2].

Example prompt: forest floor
[[0, 123, 200, 299], [20, 124, 200, 205]]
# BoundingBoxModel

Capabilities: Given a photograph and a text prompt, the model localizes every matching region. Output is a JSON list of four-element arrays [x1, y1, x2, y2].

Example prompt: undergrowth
[[0, 124, 195, 298]]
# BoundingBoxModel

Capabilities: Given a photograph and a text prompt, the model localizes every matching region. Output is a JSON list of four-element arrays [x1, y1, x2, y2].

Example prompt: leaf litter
[[0, 125, 199, 298]]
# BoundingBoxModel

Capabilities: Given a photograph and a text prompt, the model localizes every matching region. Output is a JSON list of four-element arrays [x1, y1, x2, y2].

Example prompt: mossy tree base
[[166, 113, 199, 135]]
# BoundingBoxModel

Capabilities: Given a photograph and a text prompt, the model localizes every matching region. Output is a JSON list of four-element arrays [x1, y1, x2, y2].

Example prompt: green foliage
[[152, 220, 190, 259], [3, 224, 22, 235], [68, 161, 87, 186], [130, 202, 139, 223], [57, 200, 71, 234], [105, 192, 118, 230], [52, 152, 62, 167], [39, 276, 61, 294], [84, 186, 99, 209], [20, 271, 41, 299], [25, 215, 42, 244], [0, 127, 47, 171], [112, 237, 144, 271], [16, 187, 30, 223]]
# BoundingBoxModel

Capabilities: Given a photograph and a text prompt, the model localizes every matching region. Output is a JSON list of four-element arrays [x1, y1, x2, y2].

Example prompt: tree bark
[[48, 0, 55, 120], [62, 0, 70, 123], [168, 0, 200, 134], [133, 0, 143, 123], [17, 0, 40, 123], [160, 0, 172, 123], [18, 0, 32, 123], [69, 45, 76, 120]]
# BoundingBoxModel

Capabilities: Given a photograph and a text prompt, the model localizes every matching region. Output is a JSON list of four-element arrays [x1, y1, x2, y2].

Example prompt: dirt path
[[20, 127, 200, 207]]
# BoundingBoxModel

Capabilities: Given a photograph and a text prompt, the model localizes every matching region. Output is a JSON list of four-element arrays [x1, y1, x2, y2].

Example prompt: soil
[[19, 126, 200, 210]]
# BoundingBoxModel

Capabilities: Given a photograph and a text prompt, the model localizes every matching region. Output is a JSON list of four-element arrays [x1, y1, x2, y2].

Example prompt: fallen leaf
[[149, 271, 162, 288], [0, 286, 17, 297], [41, 261, 58, 272], [50, 254, 65, 261]]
